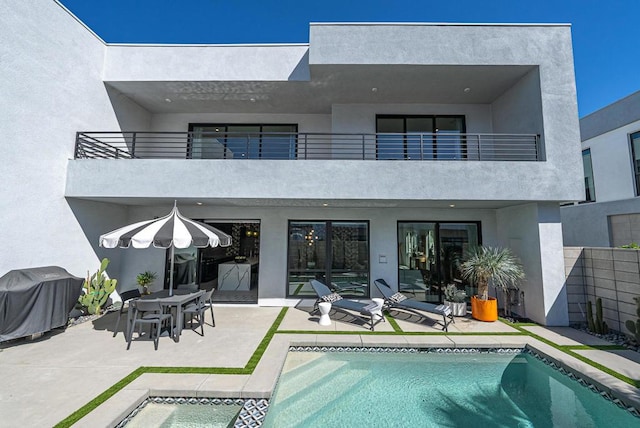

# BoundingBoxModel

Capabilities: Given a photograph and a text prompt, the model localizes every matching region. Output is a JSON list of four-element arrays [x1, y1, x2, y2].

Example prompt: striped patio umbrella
[[99, 203, 231, 295]]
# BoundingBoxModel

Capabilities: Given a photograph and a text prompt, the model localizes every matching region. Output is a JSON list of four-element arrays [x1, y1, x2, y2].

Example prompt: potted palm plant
[[136, 271, 157, 295], [443, 283, 467, 316], [459, 246, 524, 322]]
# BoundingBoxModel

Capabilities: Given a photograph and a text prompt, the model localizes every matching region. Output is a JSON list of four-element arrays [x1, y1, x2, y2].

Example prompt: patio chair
[[310, 279, 384, 331], [374, 278, 454, 332], [182, 292, 207, 336], [127, 299, 173, 351], [329, 281, 368, 296], [202, 288, 216, 326], [113, 288, 141, 338]]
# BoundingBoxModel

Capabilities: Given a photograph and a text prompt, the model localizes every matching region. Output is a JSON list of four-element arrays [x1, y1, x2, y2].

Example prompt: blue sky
[[60, 0, 639, 117]]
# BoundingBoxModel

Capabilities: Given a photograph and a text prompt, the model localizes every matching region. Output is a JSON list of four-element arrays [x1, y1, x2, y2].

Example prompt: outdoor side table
[[371, 298, 384, 322], [318, 301, 332, 326]]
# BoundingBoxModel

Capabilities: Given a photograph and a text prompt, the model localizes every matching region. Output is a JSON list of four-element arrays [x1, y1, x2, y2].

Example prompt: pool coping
[[77, 334, 640, 427]]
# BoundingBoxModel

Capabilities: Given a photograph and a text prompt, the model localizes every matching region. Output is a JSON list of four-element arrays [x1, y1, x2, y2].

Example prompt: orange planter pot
[[471, 296, 498, 322]]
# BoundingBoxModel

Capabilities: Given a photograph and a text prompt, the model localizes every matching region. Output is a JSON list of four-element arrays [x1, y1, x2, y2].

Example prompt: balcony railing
[[74, 131, 541, 161]]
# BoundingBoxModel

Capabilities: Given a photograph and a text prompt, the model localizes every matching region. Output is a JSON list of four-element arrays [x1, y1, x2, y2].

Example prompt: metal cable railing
[[75, 131, 541, 161]]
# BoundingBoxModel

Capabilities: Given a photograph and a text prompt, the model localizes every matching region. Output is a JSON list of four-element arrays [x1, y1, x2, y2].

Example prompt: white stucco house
[[562, 90, 640, 247], [1, 1, 584, 325]]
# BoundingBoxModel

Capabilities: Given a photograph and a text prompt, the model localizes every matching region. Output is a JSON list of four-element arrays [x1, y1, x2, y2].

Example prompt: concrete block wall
[[564, 247, 587, 325], [564, 247, 640, 332]]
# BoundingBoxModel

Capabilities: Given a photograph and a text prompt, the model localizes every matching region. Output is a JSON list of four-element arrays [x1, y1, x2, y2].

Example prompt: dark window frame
[[396, 220, 482, 303], [375, 114, 467, 160], [630, 131, 640, 197], [580, 148, 596, 203], [286, 219, 371, 298], [188, 123, 299, 159]]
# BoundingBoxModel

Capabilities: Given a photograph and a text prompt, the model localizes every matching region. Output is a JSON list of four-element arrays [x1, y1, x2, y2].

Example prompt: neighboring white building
[[1, 1, 583, 325], [562, 91, 640, 247]]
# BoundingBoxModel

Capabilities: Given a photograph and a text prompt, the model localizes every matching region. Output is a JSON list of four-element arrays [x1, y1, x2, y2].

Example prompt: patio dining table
[[127, 289, 204, 343]]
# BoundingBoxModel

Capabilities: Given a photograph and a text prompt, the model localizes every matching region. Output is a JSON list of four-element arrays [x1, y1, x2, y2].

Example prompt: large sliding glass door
[[376, 115, 466, 160], [189, 124, 298, 159], [397, 221, 480, 303], [288, 221, 369, 297], [165, 220, 260, 303]]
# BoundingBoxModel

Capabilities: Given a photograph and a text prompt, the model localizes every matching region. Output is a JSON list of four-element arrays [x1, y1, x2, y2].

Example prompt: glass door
[[329, 222, 369, 296], [376, 115, 465, 160], [398, 222, 438, 303], [288, 221, 369, 297], [397, 222, 479, 303], [438, 223, 479, 299], [166, 221, 261, 303]]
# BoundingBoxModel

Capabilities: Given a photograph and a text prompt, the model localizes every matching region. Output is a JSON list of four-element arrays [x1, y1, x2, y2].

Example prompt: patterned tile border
[[117, 346, 639, 426], [288, 345, 523, 354], [522, 348, 640, 418], [116, 397, 270, 428], [289, 346, 640, 418]]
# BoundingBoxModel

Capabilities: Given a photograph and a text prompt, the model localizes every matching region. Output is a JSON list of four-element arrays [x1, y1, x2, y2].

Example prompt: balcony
[[75, 131, 541, 162]]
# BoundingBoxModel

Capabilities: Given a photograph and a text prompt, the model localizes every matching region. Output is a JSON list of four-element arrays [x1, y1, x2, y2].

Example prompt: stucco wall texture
[[1, 3, 582, 325]]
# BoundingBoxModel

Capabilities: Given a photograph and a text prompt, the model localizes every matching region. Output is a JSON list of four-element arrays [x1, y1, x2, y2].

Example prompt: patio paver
[[520, 326, 612, 346], [572, 349, 640, 381], [1, 305, 639, 428]]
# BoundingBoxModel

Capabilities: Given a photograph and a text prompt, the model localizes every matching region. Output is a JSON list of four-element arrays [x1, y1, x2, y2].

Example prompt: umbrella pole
[[169, 245, 175, 296]]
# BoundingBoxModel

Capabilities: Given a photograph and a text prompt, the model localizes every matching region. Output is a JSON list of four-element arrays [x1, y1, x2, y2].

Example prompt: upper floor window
[[188, 124, 298, 159], [376, 115, 466, 160], [582, 148, 595, 202], [631, 131, 640, 196]]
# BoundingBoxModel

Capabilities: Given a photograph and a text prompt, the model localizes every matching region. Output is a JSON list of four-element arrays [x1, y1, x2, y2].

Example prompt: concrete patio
[[0, 305, 639, 427]]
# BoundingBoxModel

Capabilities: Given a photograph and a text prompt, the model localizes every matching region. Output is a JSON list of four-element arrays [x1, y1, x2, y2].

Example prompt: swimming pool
[[118, 398, 269, 428], [124, 402, 241, 428], [262, 348, 639, 427]]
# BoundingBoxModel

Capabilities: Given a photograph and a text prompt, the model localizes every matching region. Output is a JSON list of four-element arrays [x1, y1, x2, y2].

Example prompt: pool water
[[125, 402, 242, 428], [262, 350, 638, 427]]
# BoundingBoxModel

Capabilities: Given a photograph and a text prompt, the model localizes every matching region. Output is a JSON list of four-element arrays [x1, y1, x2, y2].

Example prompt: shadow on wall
[[546, 283, 570, 326], [288, 50, 310, 81], [66, 198, 129, 281], [104, 84, 152, 132]]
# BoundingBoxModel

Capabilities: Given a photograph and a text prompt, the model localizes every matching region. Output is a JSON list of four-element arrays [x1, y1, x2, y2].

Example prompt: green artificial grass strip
[[57, 306, 639, 427], [564, 344, 627, 351], [55, 367, 145, 428], [245, 307, 288, 370], [143, 366, 250, 375], [56, 307, 289, 428], [508, 323, 640, 388], [385, 313, 403, 332], [498, 317, 537, 327], [563, 348, 640, 388], [292, 283, 305, 295], [276, 329, 525, 336]]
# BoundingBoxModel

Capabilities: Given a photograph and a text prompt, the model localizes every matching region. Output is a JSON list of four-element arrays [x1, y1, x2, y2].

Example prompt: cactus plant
[[595, 297, 608, 334], [587, 300, 595, 332], [625, 296, 640, 343], [78, 258, 117, 315], [587, 298, 608, 334]]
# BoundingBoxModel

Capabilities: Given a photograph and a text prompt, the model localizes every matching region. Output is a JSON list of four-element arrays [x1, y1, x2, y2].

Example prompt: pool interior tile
[[12, 306, 640, 427], [525, 339, 640, 404]]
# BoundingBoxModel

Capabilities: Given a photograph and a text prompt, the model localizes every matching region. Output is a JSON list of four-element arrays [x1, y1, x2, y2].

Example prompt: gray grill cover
[[0, 266, 83, 342]]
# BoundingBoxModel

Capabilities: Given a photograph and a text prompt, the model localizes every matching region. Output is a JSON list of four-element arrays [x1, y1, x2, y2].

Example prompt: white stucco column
[[496, 202, 569, 326]]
